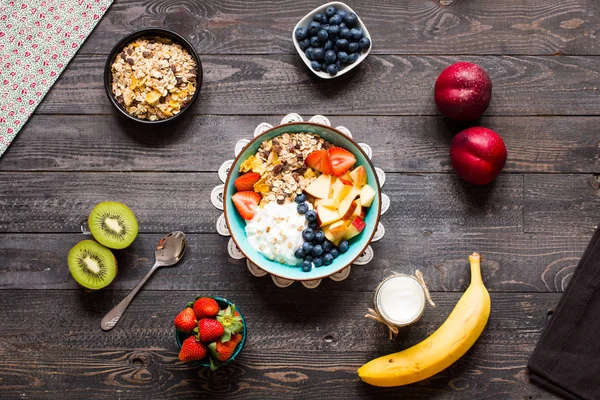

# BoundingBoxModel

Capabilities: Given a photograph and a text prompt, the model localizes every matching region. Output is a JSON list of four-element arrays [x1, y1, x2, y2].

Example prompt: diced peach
[[350, 166, 367, 188], [360, 184, 376, 207], [305, 174, 332, 199], [314, 198, 340, 209], [331, 178, 354, 202], [317, 205, 342, 227], [342, 217, 366, 240]]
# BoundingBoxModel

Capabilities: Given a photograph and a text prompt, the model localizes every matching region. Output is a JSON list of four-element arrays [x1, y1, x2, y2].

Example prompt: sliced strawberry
[[234, 172, 261, 192], [231, 191, 261, 220], [328, 147, 356, 177], [305, 149, 332, 175]]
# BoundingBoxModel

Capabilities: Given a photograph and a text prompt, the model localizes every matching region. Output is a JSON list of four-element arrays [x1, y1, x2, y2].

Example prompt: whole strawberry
[[217, 304, 244, 342], [197, 318, 225, 342], [173, 307, 197, 333], [208, 333, 243, 370], [193, 297, 220, 319], [179, 336, 207, 362]]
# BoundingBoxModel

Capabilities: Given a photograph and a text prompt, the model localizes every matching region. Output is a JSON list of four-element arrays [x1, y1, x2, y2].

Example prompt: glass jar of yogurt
[[373, 275, 426, 327]]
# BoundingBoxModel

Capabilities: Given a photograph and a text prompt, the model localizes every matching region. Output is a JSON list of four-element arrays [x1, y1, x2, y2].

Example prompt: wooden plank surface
[[0, 172, 523, 234], [2, 115, 600, 173], [0, 289, 559, 399], [80, 0, 600, 56], [0, 232, 587, 293], [37, 55, 600, 116]]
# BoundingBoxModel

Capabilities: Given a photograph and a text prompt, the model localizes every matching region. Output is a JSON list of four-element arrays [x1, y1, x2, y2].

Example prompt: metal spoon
[[101, 231, 187, 331]]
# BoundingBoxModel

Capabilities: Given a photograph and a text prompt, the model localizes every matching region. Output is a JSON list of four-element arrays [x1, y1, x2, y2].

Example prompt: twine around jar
[[365, 270, 435, 340]]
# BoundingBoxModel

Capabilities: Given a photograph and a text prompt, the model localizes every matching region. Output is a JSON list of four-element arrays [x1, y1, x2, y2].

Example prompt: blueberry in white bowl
[[293, 2, 372, 79]]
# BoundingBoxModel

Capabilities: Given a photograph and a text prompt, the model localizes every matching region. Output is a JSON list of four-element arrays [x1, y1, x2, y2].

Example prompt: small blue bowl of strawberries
[[174, 296, 247, 370]]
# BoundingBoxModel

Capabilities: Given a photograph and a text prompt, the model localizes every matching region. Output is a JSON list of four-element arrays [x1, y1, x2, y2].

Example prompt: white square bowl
[[292, 1, 372, 79]]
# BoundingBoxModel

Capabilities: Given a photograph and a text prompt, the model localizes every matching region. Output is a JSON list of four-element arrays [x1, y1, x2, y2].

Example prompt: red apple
[[450, 127, 507, 185], [434, 62, 492, 121]]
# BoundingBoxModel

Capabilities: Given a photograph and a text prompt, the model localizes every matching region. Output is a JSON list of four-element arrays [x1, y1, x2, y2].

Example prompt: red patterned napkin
[[0, 0, 113, 157]]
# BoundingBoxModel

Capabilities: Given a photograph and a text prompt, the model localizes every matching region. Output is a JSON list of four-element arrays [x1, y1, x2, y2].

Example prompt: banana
[[357, 252, 490, 387]]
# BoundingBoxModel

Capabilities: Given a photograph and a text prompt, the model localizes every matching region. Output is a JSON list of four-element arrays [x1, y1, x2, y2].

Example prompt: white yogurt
[[375, 276, 426, 326], [245, 202, 307, 266]]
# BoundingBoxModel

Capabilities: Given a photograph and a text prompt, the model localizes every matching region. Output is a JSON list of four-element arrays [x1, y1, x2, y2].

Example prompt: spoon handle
[[101, 262, 160, 331]]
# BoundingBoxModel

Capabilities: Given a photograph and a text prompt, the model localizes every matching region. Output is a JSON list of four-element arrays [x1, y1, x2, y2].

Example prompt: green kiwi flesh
[[68, 240, 117, 289], [88, 201, 138, 249]]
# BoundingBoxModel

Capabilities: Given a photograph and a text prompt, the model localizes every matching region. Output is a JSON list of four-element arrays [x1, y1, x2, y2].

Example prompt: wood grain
[[80, 0, 600, 56], [0, 172, 523, 234], [0, 289, 560, 399], [38, 55, 600, 116], [3, 115, 600, 173], [0, 231, 588, 293], [525, 174, 600, 235]]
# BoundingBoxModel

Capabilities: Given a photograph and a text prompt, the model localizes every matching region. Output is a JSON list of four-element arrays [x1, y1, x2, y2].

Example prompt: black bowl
[[104, 28, 202, 124]]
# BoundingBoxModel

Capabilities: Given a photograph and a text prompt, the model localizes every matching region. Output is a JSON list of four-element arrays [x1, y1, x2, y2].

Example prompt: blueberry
[[338, 240, 349, 253], [328, 25, 340, 38], [330, 248, 340, 259], [324, 50, 336, 63], [297, 202, 309, 214], [305, 47, 314, 60], [339, 22, 347, 29], [327, 64, 338, 76], [323, 241, 333, 252], [317, 29, 328, 42], [311, 60, 321, 71], [329, 14, 342, 25], [309, 220, 319, 230], [308, 21, 321, 36], [310, 36, 321, 47], [335, 38, 349, 51], [359, 37, 371, 50], [312, 244, 323, 256], [313, 257, 323, 267], [340, 28, 351, 40], [324, 40, 334, 51], [347, 52, 359, 64], [305, 210, 317, 222], [336, 9, 348, 19], [312, 47, 324, 61], [314, 230, 325, 243], [298, 38, 310, 51], [345, 13, 358, 28], [335, 60, 345, 71], [323, 253, 334, 265], [295, 27, 308, 40], [313, 13, 324, 22], [295, 193, 306, 203], [348, 42, 359, 53], [325, 6, 336, 18], [301, 260, 312, 272], [302, 241, 313, 253], [337, 51, 348, 63], [302, 228, 315, 242], [295, 248, 306, 259], [305, 255, 314, 263], [350, 28, 363, 41], [321, 15, 328, 24]]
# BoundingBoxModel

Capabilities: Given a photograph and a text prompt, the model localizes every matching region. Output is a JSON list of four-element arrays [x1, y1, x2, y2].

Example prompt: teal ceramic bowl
[[224, 122, 381, 281], [175, 296, 247, 368]]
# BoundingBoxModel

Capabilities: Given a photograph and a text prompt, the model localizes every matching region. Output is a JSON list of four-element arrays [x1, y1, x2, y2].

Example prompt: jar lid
[[374, 275, 426, 327]]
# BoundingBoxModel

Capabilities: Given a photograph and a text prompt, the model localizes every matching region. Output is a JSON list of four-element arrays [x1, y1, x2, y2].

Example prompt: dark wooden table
[[2, 0, 600, 398]]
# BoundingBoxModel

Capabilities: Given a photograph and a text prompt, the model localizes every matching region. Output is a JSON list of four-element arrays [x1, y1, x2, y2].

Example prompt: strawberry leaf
[[186, 302, 194, 308], [209, 356, 221, 371], [221, 331, 231, 343]]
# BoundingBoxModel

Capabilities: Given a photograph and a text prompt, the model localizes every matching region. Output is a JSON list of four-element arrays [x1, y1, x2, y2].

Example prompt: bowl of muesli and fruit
[[104, 28, 202, 123], [224, 122, 381, 281]]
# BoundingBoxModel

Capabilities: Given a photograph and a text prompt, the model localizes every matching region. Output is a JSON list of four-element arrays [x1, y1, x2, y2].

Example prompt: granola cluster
[[111, 36, 197, 121], [239, 133, 334, 204]]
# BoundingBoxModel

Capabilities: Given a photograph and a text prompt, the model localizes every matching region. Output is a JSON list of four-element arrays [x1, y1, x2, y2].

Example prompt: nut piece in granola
[[111, 36, 197, 121]]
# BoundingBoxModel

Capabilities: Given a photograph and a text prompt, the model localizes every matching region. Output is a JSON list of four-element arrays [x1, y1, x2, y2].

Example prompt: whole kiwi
[[68, 240, 118, 289], [88, 201, 139, 249]]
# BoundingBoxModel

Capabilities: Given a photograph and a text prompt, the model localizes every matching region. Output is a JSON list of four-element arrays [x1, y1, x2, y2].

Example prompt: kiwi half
[[88, 201, 138, 250], [68, 240, 118, 289]]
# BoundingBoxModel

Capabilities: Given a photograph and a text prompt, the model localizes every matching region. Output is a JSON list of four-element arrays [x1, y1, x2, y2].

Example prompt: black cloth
[[528, 226, 600, 400]]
